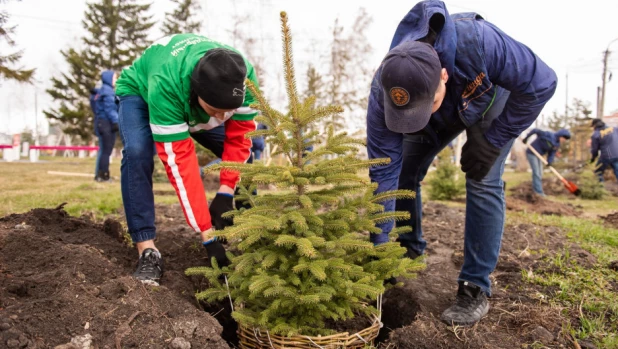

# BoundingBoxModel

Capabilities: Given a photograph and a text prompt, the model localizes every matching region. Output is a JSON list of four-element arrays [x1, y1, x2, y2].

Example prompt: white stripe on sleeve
[[150, 123, 189, 135], [164, 142, 201, 232]]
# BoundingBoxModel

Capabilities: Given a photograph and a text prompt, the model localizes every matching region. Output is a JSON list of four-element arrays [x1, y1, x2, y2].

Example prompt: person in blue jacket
[[366, 0, 557, 326], [252, 123, 267, 160], [95, 70, 119, 182], [89, 85, 101, 180], [590, 118, 618, 182], [522, 128, 571, 195]]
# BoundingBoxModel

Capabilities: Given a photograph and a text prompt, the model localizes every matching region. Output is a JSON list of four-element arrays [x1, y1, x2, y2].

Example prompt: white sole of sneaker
[[136, 278, 160, 287]]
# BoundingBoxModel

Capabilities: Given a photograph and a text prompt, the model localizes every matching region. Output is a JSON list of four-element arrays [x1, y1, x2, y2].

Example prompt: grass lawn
[[0, 157, 181, 219]]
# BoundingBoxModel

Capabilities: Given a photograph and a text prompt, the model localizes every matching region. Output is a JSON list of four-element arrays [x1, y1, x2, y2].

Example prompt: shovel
[[526, 143, 581, 196]]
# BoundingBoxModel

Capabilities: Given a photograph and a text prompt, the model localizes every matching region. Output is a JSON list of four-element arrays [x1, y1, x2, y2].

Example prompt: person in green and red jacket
[[115, 34, 259, 286]]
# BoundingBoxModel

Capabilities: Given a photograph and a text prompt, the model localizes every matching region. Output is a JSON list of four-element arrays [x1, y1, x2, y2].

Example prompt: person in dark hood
[[89, 84, 101, 179], [366, 0, 557, 326], [522, 128, 571, 195], [590, 118, 618, 181], [95, 70, 119, 182]]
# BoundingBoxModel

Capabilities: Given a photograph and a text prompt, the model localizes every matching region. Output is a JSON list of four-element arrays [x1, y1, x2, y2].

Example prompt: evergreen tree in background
[[0, 0, 34, 83], [161, 0, 201, 36], [45, 0, 154, 143], [187, 12, 422, 337], [428, 147, 465, 201], [304, 64, 325, 134]]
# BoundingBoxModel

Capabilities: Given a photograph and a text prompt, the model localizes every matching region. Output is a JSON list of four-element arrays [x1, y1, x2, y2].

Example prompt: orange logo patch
[[390, 87, 410, 106]]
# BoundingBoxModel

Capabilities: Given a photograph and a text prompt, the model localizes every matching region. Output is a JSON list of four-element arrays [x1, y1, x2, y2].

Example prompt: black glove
[[461, 128, 501, 181], [204, 240, 230, 267], [590, 156, 597, 164], [111, 123, 119, 133], [209, 193, 234, 231]]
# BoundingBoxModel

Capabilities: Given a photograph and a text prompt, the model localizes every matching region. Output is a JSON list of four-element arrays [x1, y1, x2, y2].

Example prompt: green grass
[[510, 212, 618, 347], [0, 157, 180, 219]]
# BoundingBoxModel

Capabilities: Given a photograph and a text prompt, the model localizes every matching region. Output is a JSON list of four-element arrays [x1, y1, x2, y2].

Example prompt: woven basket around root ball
[[237, 314, 382, 349]]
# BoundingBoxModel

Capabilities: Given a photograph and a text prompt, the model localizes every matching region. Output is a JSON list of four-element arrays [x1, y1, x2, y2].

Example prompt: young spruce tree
[[187, 12, 422, 337]]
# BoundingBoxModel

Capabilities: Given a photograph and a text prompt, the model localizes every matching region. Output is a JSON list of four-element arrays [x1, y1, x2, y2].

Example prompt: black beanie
[[191, 48, 247, 110]]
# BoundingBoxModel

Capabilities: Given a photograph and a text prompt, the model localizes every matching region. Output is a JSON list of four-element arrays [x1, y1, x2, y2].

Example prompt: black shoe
[[96, 170, 112, 182], [133, 248, 164, 286], [440, 281, 489, 326], [404, 246, 422, 260]]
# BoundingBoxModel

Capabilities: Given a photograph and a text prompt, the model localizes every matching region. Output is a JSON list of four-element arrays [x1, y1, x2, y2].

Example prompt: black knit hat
[[191, 48, 247, 110]]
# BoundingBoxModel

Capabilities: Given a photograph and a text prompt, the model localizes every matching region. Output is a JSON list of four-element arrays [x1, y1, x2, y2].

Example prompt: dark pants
[[118, 95, 252, 243], [394, 88, 513, 295], [595, 158, 618, 182], [94, 134, 102, 177], [96, 119, 117, 175]]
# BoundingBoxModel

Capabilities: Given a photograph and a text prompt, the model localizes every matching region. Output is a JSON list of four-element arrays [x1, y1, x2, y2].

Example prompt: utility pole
[[600, 38, 618, 119], [597, 86, 602, 118], [600, 49, 610, 118]]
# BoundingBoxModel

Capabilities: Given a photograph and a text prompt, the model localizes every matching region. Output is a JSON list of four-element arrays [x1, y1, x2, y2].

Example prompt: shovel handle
[[525, 143, 567, 182]]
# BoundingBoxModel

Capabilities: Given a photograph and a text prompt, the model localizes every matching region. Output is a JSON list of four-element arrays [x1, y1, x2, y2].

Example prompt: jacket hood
[[389, 0, 456, 77], [101, 70, 115, 87], [555, 129, 571, 141]]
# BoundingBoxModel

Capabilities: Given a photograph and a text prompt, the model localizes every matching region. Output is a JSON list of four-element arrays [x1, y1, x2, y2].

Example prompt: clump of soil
[[601, 212, 618, 229], [0, 207, 229, 348], [508, 182, 582, 216]]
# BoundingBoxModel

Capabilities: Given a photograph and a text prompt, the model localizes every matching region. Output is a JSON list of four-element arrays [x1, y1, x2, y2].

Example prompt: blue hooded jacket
[[525, 128, 571, 165], [591, 124, 618, 161], [89, 87, 100, 135], [95, 70, 118, 124], [366, 0, 557, 240]]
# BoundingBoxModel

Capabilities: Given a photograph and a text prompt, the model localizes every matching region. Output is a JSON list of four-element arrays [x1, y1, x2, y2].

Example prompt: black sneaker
[[404, 246, 422, 260], [440, 281, 489, 326], [133, 248, 164, 286]]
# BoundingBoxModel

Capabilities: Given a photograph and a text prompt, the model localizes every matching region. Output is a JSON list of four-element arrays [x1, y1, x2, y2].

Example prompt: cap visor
[[384, 98, 433, 134]]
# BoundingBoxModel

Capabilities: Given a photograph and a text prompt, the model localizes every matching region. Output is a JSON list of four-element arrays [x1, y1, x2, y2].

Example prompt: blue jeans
[[95, 134, 102, 177], [595, 158, 618, 182], [395, 88, 513, 295], [253, 149, 262, 160], [118, 95, 239, 243], [526, 152, 544, 195], [96, 119, 117, 174]]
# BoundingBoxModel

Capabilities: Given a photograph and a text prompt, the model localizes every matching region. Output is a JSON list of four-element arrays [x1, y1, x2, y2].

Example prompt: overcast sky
[[1, 0, 617, 136]]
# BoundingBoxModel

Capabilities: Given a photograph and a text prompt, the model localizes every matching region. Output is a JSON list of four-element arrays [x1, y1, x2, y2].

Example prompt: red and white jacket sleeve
[[220, 117, 257, 188], [155, 139, 212, 233]]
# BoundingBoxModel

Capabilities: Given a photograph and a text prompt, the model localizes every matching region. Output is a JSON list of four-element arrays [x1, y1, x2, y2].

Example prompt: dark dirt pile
[[0, 206, 229, 349], [601, 211, 618, 230], [507, 182, 582, 217]]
